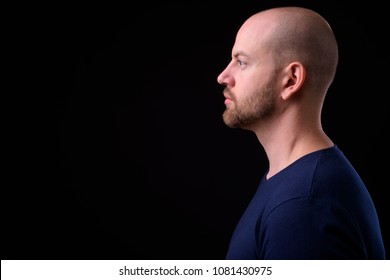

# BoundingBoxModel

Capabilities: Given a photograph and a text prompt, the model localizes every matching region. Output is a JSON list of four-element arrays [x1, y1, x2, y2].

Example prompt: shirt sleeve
[[258, 197, 366, 259]]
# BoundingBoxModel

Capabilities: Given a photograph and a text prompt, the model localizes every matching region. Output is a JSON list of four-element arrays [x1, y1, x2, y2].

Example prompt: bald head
[[239, 7, 339, 92]]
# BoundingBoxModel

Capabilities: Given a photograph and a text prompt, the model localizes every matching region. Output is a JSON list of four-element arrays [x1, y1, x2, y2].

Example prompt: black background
[[4, 1, 389, 259]]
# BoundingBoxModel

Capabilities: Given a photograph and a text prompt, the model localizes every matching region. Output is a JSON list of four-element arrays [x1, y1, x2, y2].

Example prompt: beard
[[222, 79, 276, 129]]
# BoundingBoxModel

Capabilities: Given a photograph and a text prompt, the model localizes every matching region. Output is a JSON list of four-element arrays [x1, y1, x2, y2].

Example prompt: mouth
[[223, 90, 233, 106], [224, 96, 232, 106]]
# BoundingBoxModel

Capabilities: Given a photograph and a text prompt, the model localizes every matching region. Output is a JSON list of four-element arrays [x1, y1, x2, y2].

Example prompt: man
[[217, 6, 386, 259]]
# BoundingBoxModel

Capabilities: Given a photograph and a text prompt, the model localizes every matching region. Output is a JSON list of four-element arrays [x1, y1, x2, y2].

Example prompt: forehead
[[232, 16, 274, 58]]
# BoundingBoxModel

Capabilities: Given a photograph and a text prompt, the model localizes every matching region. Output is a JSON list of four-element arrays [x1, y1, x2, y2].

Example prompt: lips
[[224, 95, 233, 105], [223, 90, 233, 106], [223, 92, 232, 99]]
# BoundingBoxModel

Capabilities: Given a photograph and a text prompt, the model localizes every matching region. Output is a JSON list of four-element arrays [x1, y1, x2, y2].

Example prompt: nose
[[217, 65, 233, 86], [217, 70, 225, 85]]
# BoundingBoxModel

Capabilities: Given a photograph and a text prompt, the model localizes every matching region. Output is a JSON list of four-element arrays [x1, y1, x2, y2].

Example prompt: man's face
[[221, 74, 276, 129], [217, 16, 279, 130]]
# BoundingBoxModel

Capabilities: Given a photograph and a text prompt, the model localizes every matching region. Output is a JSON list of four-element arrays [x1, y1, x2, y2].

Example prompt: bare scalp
[[248, 7, 339, 92]]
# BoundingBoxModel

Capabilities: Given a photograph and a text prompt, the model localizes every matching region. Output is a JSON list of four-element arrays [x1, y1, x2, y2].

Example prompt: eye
[[237, 60, 246, 67]]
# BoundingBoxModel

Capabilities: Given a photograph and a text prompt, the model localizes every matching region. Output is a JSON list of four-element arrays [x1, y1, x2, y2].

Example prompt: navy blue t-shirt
[[226, 145, 386, 259]]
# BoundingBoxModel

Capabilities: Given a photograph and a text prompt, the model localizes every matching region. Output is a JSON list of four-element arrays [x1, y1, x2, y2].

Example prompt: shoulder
[[263, 197, 355, 227], [258, 198, 365, 259]]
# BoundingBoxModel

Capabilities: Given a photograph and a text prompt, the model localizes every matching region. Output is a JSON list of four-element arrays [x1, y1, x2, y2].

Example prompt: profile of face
[[217, 26, 278, 129], [218, 74, 276, 129]]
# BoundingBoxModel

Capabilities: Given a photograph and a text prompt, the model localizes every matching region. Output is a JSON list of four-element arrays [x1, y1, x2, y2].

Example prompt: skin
[[217, 7, 338, 179]]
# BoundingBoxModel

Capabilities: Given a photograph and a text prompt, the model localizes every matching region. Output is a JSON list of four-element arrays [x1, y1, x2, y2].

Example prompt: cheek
[[235, 70, 254, 87], [234, 66, 271, 97], [236, 75, 260, 99]]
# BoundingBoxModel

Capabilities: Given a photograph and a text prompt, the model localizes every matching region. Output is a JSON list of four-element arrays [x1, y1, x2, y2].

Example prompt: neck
[[252, 114, 333, 179]]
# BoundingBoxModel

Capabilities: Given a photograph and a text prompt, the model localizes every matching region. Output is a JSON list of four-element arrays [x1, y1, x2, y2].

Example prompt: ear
[[281, 62, 306, 100]]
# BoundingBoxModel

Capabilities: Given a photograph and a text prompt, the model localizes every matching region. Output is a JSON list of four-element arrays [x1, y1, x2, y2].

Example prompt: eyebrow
[[233, 51, 250, 59]]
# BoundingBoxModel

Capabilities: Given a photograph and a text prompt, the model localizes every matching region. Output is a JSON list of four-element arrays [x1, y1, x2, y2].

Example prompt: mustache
[[223, 88, 235, 100]]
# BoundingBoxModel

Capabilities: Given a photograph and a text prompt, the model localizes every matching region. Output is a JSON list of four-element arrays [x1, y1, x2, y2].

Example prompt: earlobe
[[281, 62, 306, 100]]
